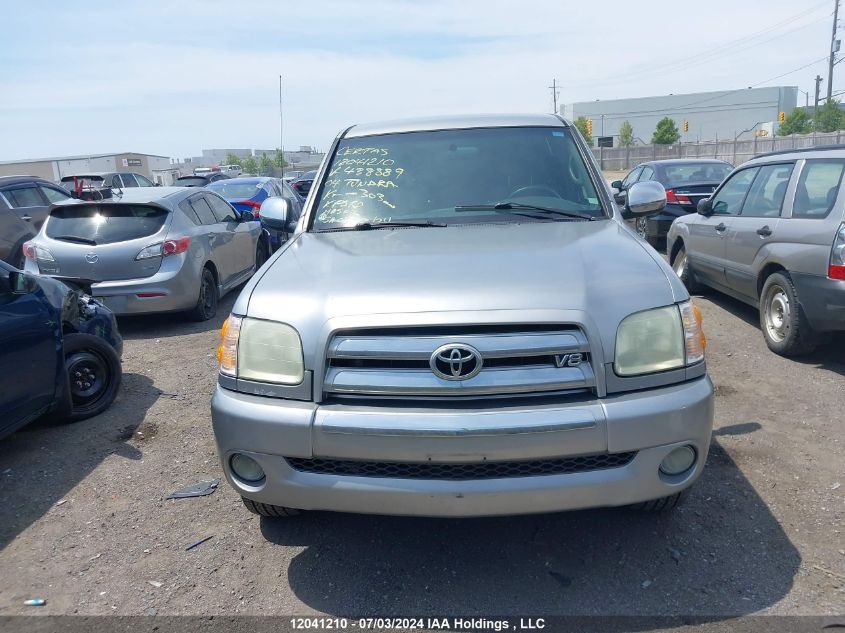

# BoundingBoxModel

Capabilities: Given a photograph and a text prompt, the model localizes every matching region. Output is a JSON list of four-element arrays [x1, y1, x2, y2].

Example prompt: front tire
[[255, 240, 269, 270], [187, 267, 218, 322], [635, 216, 649, 240], [241, 497, 300, 517], [759, 272, 817, 356], [63, 333, 122, 422]]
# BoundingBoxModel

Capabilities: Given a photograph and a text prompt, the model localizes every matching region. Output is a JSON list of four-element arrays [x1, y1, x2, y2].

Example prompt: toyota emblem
[[429, 343, 483, 381]]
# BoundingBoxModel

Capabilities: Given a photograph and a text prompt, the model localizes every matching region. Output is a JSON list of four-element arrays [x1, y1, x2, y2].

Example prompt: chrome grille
[[323, 326, 594, 398], [286, 452, 636, 481]]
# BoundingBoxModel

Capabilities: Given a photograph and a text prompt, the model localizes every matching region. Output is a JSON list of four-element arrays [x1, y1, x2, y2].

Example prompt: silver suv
[[211, 114, 714, 518], [668, 146, 845, 356]]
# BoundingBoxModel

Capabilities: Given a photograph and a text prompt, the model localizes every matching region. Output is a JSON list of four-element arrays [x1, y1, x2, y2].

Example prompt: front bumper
[[793, 272, 845, 332], [211, 376, 714, 517]]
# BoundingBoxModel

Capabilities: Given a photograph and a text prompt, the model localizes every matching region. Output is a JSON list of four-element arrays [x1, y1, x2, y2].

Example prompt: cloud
[[0, 0, 832, 159]]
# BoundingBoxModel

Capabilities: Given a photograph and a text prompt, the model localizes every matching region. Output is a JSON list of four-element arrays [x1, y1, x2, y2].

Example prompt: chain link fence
[[592, 131, 845, 171]]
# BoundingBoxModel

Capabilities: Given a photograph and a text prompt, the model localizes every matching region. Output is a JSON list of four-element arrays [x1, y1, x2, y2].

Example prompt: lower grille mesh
[[286, 452, 636, 481]]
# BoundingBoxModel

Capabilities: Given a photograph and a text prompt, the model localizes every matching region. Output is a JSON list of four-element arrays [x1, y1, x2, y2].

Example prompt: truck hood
[[242, 220, 683, 364]]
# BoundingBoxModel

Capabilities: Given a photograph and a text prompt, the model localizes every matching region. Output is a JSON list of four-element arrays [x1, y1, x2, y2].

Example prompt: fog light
[[230, 453, 265, 483], [659, 445, 696, 476]]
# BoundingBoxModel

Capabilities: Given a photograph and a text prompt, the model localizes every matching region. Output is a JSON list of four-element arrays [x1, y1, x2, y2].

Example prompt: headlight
[[614, 301, 705, 376], [216, 315, 304, 385]]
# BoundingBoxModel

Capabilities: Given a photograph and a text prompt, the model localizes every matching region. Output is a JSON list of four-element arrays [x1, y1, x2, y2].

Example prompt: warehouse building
[[563, 86, 798, 147], [0, 152, 173, 183]]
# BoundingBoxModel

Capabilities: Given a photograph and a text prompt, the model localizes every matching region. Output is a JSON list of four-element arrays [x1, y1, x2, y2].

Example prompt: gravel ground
[[0, 283, 843, 618]]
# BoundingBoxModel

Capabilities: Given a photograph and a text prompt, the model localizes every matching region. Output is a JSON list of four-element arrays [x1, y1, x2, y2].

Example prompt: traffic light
[[683, 120, 689, 133], [779, 111, 786, 123], [586, 118, 593, 135]]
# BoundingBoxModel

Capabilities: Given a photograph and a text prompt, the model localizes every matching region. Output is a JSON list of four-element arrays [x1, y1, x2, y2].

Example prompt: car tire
[[759, 271, 818, 356], [635, 216, 649, 241], [63, 333, 122, 423], [671, 244, 702, 293], [187, 267, 218, 322], [241, 497, 300, 517], [255, 240, 269, 270], [630, 491, 686, 512]]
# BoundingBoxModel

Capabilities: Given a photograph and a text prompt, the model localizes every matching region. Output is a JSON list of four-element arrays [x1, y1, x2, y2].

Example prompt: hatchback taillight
[[829, 223, 845, 280], [22, 241, 54, 262], [163, 236, 191, 256]]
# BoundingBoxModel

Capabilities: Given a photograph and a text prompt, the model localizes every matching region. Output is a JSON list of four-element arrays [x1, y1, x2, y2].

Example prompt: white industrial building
[[0, 152, 175, 184], [563, 86, 799, 147]]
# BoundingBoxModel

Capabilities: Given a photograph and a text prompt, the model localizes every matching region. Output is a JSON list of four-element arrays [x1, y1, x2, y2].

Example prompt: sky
[[0, 0, 837, 161]]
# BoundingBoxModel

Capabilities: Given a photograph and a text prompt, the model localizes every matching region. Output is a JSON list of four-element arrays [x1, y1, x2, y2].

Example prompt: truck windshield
[[311, 126, 605, 230]]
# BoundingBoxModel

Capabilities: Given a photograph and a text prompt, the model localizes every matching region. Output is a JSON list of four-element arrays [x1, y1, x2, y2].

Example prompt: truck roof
[[344, 113, 568, 138]]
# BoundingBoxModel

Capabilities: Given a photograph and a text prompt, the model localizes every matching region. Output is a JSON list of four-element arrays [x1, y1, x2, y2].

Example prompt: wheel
[[671, 244, 702, 293], [255, 240, 269, 270], [630, 491, 686, 512], [759, 272, 818, 356], [241, 497, 300, 517], [635, 216, 649, 240], [63, 333, 122, 423], [187, 267, 218, 322]]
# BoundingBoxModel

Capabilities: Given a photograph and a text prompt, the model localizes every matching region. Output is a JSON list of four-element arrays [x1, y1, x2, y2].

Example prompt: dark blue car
[[205, 177, 303, 251], [0, 261, 123, 439]]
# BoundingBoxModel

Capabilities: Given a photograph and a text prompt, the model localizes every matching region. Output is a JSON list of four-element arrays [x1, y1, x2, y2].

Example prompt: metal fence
[[592, 131, 845, 171]]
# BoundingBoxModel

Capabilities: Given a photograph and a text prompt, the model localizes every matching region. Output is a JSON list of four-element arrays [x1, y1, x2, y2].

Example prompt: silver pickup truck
[[211, 114, 714, 518]]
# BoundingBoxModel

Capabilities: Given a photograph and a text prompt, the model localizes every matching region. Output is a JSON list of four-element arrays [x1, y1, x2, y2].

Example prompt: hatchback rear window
[[206, 181, 264, 199], [46, 204, 168, 245], [176, 177, 207, 187]]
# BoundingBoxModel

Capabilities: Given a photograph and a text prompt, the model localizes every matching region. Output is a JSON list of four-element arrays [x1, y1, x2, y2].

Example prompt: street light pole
[[279, 75, 284, 170], [828, 0, 840, 100]]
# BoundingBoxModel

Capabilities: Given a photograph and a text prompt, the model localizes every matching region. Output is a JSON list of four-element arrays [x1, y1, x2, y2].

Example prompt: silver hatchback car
[[23, 187, 266, 320], [668, 146, 845, 356]]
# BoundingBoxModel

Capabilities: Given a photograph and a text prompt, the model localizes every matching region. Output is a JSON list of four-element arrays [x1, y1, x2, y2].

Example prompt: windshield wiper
[[52, 235, 97, 245], [454, 202, 596, 221], [323, 220, 447, 231]]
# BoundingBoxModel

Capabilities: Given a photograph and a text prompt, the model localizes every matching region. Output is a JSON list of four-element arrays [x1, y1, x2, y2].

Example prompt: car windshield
[[663, 163, 732, 184], [311, 126, 604, 229], [207, 181, 264, 199], [176, 177, 207, 187], [46, 204, 169, 245]]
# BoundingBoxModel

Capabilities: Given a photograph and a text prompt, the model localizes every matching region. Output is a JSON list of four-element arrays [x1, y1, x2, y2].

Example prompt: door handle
[[756, 226, 772, 237], [714, 222, 727, 232], [21, 215, 32, 222]]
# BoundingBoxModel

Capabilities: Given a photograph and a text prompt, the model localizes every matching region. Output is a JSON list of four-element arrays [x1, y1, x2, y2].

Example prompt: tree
[[814, 98, 845, 133], [618, 120, 634, 147], [225, 153, 242, 167], [242, 155, 258, 174], [574, 116, 592, 146], [273, 149, 287, 169], [652, 117, 680, 144], [778, 108, 813, 135], [258, 152, 274, 175]]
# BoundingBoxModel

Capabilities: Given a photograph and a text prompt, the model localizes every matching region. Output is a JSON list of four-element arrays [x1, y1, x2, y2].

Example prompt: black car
[[175, 173, 230, 187], [0, 261, 123, 439], [0, 176, 73, 267], [290, 170, 317, 200], [611, 159, 733, 246]]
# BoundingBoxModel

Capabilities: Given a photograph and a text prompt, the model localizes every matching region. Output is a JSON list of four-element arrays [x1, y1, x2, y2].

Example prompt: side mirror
[[622, 181, 666, 220], [259, 197, 291, 230], [240, 210, 255, 222], [697, 198, 713, 216], [8, 271, 38, 295], [610, 180, 623, 191]]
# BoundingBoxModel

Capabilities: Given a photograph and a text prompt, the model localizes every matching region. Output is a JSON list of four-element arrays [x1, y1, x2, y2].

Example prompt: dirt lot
[[0, 284, 843, 618]]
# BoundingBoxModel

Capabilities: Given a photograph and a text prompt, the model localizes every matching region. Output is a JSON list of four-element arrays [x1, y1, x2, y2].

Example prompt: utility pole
[[549, 79, 560, 114], [279, 75, 284, 168], [815, 74, 824, 114], [829, 0, 840, 100]]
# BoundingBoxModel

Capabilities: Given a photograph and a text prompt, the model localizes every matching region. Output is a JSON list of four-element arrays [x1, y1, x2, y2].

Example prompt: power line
[[562, 2, 830, 90]]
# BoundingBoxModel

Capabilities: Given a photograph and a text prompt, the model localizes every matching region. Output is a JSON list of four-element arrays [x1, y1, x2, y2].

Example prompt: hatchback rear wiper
[[323, 220, 447, 231], [454, 202, 596, 221], [52, 235, 98, 245]]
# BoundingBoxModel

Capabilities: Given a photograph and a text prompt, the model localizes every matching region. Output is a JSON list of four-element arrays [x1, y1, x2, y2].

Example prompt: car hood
[[241, 220, 683, 365]]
